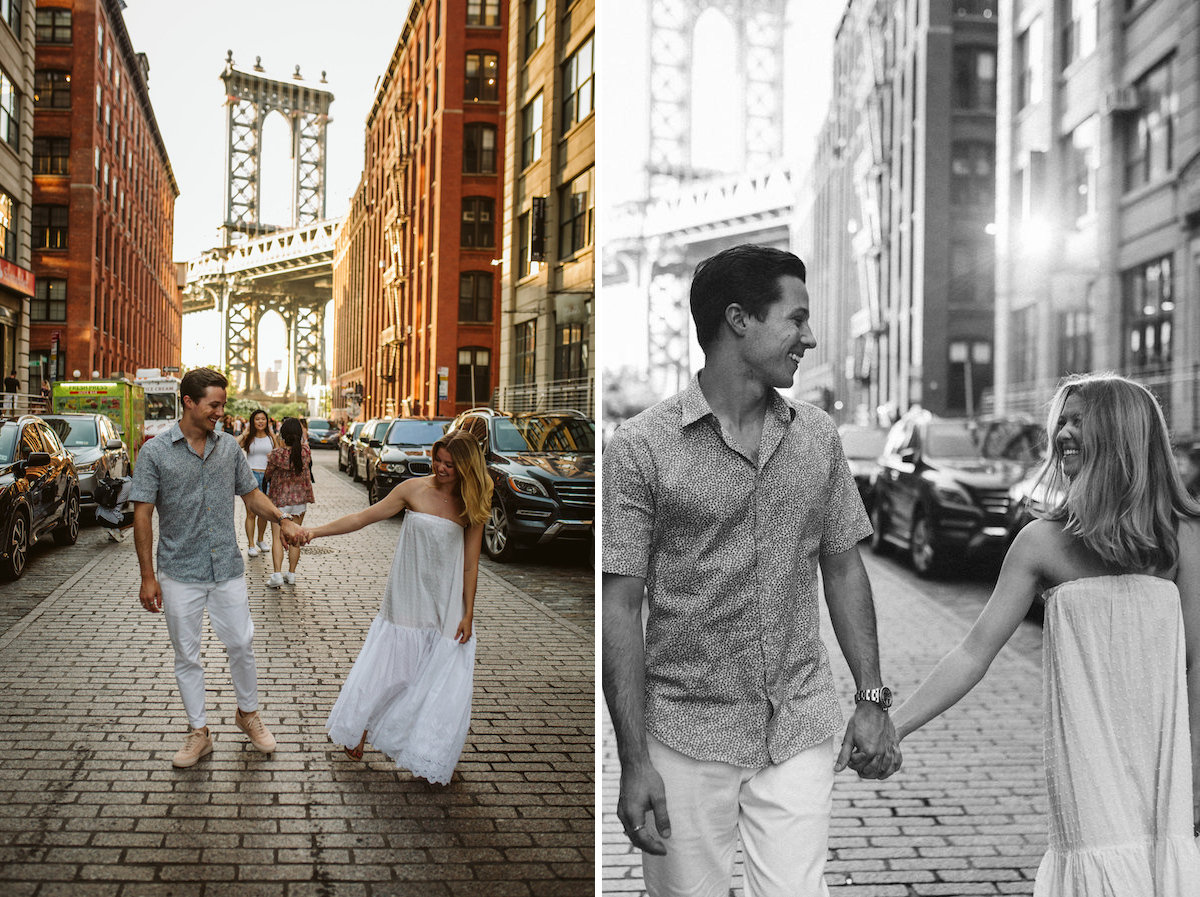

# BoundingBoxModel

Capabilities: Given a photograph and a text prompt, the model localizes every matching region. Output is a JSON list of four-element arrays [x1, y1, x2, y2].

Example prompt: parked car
[[447, 408, 595, 562], [338, 421, 366, 473], [0, 415, 81, 579], [352, 418, 394, 482], [837, 424, 887, 511], [367, 418, 452, 505], [306, 418, 339, 449], [869, 410, 1025, 576], [38, 413, 131, 519], [975, 417, 1045, 471], [1006, 462, 1062, 541]]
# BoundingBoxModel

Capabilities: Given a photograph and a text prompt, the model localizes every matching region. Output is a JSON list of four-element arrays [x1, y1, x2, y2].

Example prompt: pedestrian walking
[[3, 369, 17, 411], [131, 367, 304, 768], [39, 380, 50, 412], [295, 430, 490, 783], [892, 373, 1200, 895], [240, 409, 277, 557], [602, 244, 900, 897], [263, 417, 313, 588]]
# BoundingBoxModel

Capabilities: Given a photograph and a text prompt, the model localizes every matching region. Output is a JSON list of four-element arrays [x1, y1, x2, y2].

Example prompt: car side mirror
[[105, 438, 123, 450], [369, 439, 382, 448], [22, 451, 52, 475], [899, 447, 917, 464]]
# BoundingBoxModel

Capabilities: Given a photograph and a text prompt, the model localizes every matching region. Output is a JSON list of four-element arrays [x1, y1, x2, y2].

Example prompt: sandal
[[343, 745, 364, 761]]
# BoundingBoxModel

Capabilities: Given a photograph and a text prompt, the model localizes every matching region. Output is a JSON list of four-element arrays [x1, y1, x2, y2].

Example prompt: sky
[[121, 0, 412, 379]]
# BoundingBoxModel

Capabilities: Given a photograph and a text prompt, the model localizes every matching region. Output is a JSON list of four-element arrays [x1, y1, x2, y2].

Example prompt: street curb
[[478, 562, 592, 641], [0, 537, 119, 655]]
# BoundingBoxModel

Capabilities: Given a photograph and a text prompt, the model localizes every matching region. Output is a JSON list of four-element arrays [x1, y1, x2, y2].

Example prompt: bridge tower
[[195, 53, 335, 396], [641, 0, 788, 392]]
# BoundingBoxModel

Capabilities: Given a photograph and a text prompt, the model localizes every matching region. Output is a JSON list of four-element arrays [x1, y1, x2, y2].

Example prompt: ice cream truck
[[133, 369, 181, 441], [51, 379, 146, 467]]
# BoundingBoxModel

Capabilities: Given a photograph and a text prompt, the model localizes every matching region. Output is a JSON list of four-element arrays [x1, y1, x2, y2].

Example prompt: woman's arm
[[1175, 517, 1200, 832], [893, 521, 1044, 740], [455, 521, 484, 643], [306, 479, 410, 539]]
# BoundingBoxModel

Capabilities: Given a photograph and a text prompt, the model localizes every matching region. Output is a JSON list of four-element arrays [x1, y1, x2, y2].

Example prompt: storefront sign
[[0, 258, 34, 297]]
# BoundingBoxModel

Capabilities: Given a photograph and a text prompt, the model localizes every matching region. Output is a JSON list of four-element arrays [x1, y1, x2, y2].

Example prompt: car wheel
[[54, 489, 81, 546], [1, 509, 29, 580], [910, 510, 942, 577], [352, 457, 362, 482], [483, 499, 516, 562], [337, 452, 346, 472], [868, 501, 890, 555], [368, 477, 381, 505]]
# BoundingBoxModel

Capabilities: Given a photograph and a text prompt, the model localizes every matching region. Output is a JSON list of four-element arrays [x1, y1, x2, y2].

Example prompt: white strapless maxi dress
[[326, 511, 474, 784]]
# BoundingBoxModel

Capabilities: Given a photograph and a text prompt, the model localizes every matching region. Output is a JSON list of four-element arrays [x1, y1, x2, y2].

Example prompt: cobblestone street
[[0, 449, 595, 896]]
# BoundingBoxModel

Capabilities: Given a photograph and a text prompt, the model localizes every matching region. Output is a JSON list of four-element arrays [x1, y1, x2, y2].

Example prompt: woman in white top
[[239, 409, 278, 557]]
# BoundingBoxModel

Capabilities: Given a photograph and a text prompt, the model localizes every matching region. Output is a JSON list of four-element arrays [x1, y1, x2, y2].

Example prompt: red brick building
[[332, 0, 505, 421], [30, 0, 179, 384]]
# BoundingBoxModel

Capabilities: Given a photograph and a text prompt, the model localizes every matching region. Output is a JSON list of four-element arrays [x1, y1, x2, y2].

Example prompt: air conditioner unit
[[1102, 86, 1139, 115]]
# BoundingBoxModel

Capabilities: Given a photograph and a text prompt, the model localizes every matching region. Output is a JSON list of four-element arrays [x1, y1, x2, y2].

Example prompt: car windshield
[[41, 417, 98, 448], [840, 428, 886, 459], [493, 415, 596, 453], [979, 422, 1045, 466], [0, 422, 16, 464], [309, 419, 332, 430], [145, 393, 178, 422], [386, 420, 445, 447], [924, 423, 982, 460]]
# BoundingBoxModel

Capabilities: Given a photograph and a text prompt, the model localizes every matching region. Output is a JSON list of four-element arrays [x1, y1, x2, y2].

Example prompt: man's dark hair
[[689, 244, 807, 351], [179, 367, 227, 406]]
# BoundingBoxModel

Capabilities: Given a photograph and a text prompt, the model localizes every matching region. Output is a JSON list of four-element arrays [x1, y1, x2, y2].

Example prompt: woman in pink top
[[263, 417, 315, 588]]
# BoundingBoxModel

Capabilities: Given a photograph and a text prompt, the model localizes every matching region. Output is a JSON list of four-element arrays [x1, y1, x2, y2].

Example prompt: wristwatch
[[278, 512, 294, 525], [854, 686, 893, 709]]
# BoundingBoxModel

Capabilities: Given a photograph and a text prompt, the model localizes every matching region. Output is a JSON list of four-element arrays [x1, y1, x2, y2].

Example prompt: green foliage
[[269, 402, 307, 420], [227, 397, 265, 419]]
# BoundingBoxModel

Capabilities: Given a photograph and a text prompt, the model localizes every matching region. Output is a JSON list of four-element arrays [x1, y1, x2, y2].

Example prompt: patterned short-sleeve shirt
[[603, 374, 872, 767]]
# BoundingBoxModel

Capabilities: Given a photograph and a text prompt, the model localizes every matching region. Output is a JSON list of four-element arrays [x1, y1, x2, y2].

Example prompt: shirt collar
[[168, 422, 186, 443], [681, 372, 797, 429]]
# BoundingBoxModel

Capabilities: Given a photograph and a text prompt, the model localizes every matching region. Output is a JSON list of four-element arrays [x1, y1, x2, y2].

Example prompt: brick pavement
[[0, 450, 595, 896], [601, 553, 1046, 896]]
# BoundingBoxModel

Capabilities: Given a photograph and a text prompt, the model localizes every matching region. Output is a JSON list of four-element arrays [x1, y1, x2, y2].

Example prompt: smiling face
[[741, 275, 817, 389], [432, 446, 459, 489], [183, 386, 227, 435], [1055, 391, 1084, 479], [251, 412, 268, 434]]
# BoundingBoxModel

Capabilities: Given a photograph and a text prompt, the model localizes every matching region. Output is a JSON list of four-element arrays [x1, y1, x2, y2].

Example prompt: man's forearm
[[602, 575, 652, 769], [823, 551, 883, 689], [133, 506, 155, 578], [244, 489, 284, 523]]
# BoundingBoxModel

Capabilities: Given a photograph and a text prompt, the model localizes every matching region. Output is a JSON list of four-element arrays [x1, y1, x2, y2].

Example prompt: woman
[[239, 409, 277, 557], [263, 418, 314, 588], [299, 430, 491, 783], [893, 374, 1200, 895]]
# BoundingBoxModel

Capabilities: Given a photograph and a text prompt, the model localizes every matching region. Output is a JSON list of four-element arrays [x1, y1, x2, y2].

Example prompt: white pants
[[643, 735, 834, 897], [160, 573, 259, 729]]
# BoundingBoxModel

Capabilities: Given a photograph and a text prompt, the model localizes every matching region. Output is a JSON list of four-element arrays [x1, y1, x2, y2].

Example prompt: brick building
[[30, 0, 180, 386], [495, 0, 594, 414], [0, 0, 34, 392], [331, 0, 506, 421]]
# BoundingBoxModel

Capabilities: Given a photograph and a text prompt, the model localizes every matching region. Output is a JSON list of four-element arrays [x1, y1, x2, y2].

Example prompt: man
[[602, 245, 901, 897], [3, 369, 17, 411], [132, 367, 305, 768]]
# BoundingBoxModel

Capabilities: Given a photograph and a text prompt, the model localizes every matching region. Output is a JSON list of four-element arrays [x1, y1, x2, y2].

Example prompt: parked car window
[[924, 423, 980, 459], [309, 419, 332, 430], [18, 422, 45, 458], [0, 421, 16, 462], [43, 416, 97, 448], [386, 420, 446, 446]]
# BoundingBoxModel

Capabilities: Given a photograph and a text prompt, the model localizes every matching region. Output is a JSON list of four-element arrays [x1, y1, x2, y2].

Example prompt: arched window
[[463, 123, 496, 174], [461, 197, 495, 248], [464, 51, 499, 102]]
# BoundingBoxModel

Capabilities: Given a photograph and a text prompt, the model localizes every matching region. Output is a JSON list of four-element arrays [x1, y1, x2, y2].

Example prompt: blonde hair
[[1033, 373, 1200, 571], [433, 430, 493, 527]]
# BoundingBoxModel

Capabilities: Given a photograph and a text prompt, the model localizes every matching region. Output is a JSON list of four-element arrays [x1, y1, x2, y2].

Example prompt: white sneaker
[[247, 546, 260, 558], [284, 572, 296, 585], [257, 540, 268, 551], [267, 572, 284, 588]]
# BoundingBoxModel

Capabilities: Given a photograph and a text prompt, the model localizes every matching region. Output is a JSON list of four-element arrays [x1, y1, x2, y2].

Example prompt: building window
[[563, 35, 594, 129], [950, 142, 994, 210], [514, 320, 536, 385], [464, 51, 498, 102], [518, 210, 531, 278], [521, 94, 543, 168], [1124, 57, 1173, 192], [0, 67, 17, 148], [0, 191, 13, 261], [947, 341, 992, 413], [461, 196, 494, 248], [32, 205, 68, 249], [525, 0, 546, 56], [1123, 255, 1173, 374], [1061, 0, 1097, 68], [466, 0, 499, 26], [1058, 310, 1092, 374], [949, 239, 993, 305], [34, 137, 70, 174], [554, 322, 588, 381], [1011, 306, 1038, 384], [35, 8, 71, 43], [456, 347, 491, 403], [31, 278, 66, 322], [1064, 116, 1098, 226], [0, 0, 19, 36], [459, 272, 493, 323], [462, 123, 496, 174], [952, 47, 996, 111], [559, 168, 593, 258], [34, 70, 71, 109], [1016, 18, 1042, 109]]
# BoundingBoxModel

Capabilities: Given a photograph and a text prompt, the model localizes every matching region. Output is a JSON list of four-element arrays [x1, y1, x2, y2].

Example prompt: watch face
[[880, 687, 893, 708]]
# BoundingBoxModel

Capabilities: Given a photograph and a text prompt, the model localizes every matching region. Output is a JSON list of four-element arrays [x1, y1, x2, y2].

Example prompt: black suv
[[448, 408, 595, 562], [0, 415, 81, 579], [351, 418, 393, 482], [869, 410, 1024, 576], [366, 418, 450, 504], [306, 418, 339, 449]]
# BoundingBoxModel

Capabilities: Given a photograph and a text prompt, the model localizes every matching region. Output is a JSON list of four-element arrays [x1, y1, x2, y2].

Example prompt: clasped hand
[[835, 703, 902, 780], [279, 520, 314, 549]]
